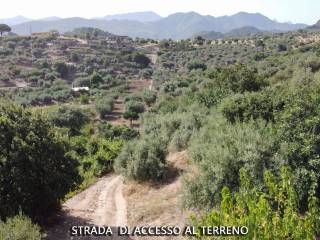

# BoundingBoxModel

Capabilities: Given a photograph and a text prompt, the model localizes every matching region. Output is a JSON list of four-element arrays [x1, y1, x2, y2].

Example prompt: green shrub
[[115, 136, 168, 182], [187, 61, 207, 71], [85, 138, 123, 176], [132, 53, 151, 68], [275, 87, 320, 208], [185, 116, 275, 209], [213, 64, 267, 93], [80, 94, 89, 104], [98, 123, 139, 140], [141, 90, 157, 106], [0, 213, 41, 240], [123, 111, 139, 125], [48, 106, 90, 134], [192, 168, 320, 239], [222, 90, 277, 123], [125, 100, 145, 114], [53, 61, 68, 78], [95, 96, 114, 118], [0, 103, 81, 221], [91, 71, 103, 88]]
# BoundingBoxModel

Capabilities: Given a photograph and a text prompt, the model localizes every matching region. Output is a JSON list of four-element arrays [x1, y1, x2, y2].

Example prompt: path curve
[[45, 174, 130, 239]]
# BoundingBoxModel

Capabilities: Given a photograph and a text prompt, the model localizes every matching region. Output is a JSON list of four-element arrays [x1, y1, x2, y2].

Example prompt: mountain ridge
[[9, 12, 308, 39], [307, 20, 320, 30], [97, 11, 162, 22]]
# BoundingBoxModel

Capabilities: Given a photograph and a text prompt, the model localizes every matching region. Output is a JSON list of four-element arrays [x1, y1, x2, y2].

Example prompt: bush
[[85, 138, 122, 176], [0, 213, 41, 240], [222, 90, 278, 123], [123, 111, 139, 125], [125, 100, 145, 114], [98, 123, 139, 140], [95, 97, 114, 118], [91, 71, 103, 88], [187, 61, 207, 71], [80, 94, 89, 104], [0, 103, 81, 221], [278, 43, 287, 52], [275, 87, 320, 208], [115, 137, 168, 182], [213, 64, 267, 93], [141, 90, 157, 106], [48, 106, 90, 134], [192, 168, 320, 239], [74, 77, 91, 87], [53, 61, 68, 78], [185, 116, 275, 209], [132, 53, 151, 68]]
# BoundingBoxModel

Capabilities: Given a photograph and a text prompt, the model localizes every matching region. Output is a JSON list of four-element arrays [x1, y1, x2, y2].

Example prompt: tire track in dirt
[[44, 175, 130, 240]]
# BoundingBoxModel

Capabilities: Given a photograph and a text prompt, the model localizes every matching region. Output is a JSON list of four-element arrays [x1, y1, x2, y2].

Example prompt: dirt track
[[44, 44, 159, 240], [44, 175, 131, 240]]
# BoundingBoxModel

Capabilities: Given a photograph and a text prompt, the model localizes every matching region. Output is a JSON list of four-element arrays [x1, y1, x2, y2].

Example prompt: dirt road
[[44, 44, 160, 240], [44, 175, 131, 240]]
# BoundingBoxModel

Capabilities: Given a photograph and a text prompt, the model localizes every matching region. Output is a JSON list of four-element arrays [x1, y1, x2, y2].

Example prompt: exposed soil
[[44, 175, 131, 240], [123, 151, 189, 240]]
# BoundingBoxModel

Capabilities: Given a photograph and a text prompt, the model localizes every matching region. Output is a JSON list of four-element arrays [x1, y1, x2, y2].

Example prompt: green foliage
[[0, 103, 81, 221], [185, 116, 275, 209], [80, 94, 89, 104], [95, 96, 114, 118], [132, 53, 151, 68], [91, 71, 103, 88], [153, 96, 179, 114], [222, 90, 277, 123], [0, 24, 11, 36], [192, 168, 320, 239], [125, 100, 145, 114], [48, 106, 90, 134], [53, 61, 68, 78], [276, 87, 320, 207], [213, 65, 267, 93], [98, 123, 139, 140], [0, 213, 41, 240], [123, 111, 139, 123], [187, 61, 207, 71], [115, 136, 168, 182], [70, 135, 123, 179], [140, 90, 157, 106], [278, 43, 288, 52]]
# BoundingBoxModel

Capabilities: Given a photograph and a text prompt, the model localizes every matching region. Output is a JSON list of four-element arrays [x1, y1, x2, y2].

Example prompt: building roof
[[72, 87, 89, 92]]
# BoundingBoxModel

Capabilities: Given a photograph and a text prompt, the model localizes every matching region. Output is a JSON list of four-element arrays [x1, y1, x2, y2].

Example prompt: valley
[[1, 21, 320, 240]]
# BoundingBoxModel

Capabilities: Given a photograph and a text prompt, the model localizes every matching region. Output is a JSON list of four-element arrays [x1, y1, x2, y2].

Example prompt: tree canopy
[[0, 103, 81, 221], [0, 24, 11, 36]]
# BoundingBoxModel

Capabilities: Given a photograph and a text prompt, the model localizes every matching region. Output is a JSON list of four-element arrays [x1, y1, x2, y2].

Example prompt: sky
[[1, 0, 320, 25]]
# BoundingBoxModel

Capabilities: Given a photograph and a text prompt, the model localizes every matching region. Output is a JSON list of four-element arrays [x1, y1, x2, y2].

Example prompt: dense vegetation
[[116, 32, 320, 237], [0, 103, 81, 221], [192, 168, 320, 239]]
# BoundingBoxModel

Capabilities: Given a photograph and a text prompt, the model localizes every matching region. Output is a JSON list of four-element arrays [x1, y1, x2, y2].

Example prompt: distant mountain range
[[307, 20, 320, 30], [95, 11, 162, 22], [3, 11, 309, 39], [0, 16, 32, 25]]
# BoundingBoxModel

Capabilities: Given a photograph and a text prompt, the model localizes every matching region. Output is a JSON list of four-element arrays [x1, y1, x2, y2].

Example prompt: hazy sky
[[2, 0, 319, 24]]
